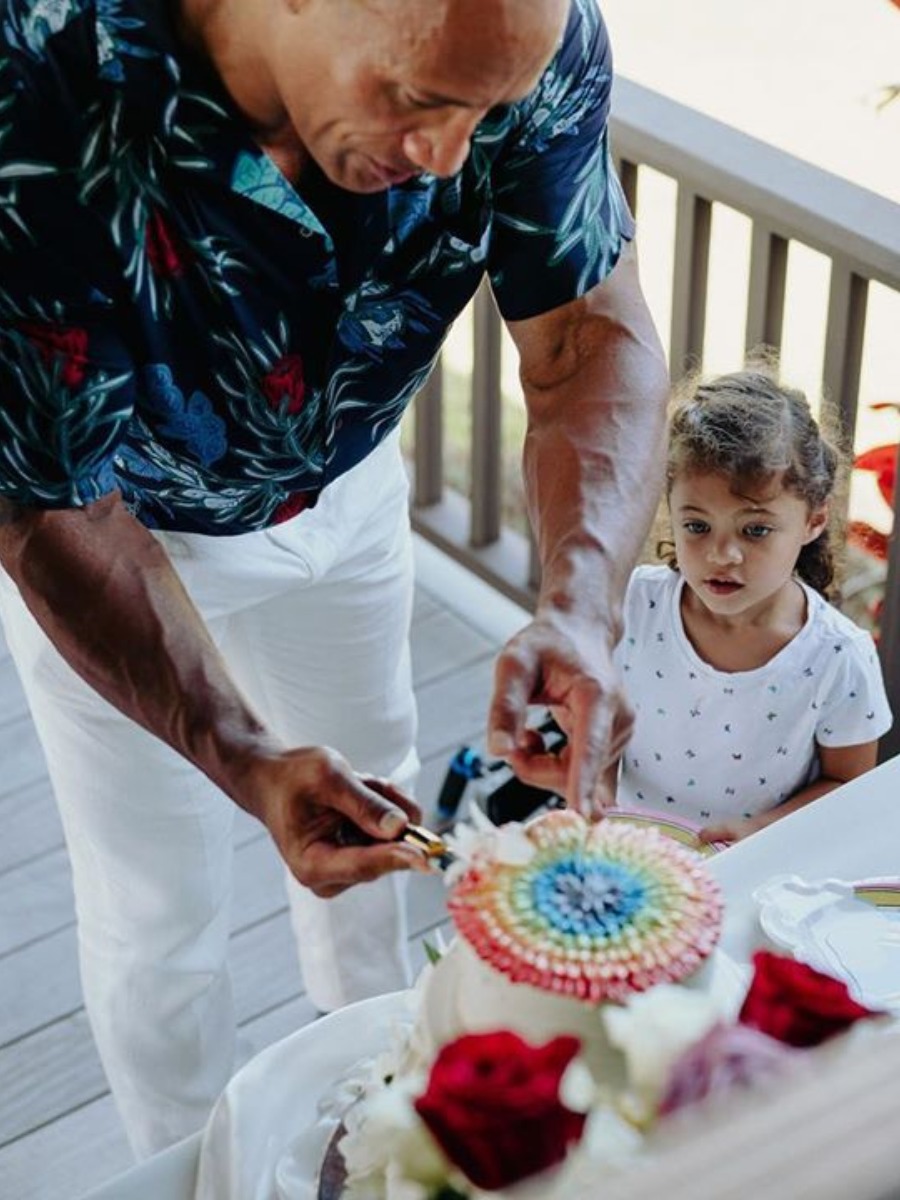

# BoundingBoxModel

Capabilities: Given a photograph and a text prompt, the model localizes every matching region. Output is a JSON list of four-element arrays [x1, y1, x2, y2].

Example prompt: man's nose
[[402, 111, 479, 178]]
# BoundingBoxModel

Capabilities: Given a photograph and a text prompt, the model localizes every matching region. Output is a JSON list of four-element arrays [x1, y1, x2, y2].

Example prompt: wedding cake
[[328, 809, 881, 1200]]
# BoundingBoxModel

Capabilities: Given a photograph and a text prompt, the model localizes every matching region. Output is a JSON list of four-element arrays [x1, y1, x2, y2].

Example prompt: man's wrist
[[536, 536, 625, 642]]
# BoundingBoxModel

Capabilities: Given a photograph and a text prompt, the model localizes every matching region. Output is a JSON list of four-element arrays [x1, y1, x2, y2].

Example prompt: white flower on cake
[[442, 804, 535, 884], [603, 983, 725, 1116], [340, 1070, 445, 1199]]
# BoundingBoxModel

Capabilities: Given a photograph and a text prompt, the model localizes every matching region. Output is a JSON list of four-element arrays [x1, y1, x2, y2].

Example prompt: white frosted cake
[[328, 810, 756, 1199]]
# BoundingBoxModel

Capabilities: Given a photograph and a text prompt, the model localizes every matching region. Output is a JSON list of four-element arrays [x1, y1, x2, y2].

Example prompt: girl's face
[[669, 470, 828, 621]]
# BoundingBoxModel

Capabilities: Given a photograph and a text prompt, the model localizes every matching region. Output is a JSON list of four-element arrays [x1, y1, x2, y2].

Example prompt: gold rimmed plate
[[605, 807, 727, 856]]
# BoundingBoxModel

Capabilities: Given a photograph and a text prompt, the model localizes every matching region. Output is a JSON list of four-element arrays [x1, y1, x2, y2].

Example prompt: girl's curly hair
[[658, 361, 847, 598]]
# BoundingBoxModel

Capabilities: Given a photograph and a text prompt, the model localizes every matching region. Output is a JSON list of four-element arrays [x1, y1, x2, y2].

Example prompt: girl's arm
[[698, 741, 879, 844]]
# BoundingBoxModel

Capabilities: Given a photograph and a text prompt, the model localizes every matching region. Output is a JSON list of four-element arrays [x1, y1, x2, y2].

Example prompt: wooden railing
[[407, 78, 900, 758]]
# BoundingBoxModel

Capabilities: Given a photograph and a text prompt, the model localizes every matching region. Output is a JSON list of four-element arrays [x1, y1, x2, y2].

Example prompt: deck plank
[[0, 777, 62, 875]]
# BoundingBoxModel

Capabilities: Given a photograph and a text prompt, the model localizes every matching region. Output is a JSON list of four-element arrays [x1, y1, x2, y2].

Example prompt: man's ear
[[805, 504, 829, 543]]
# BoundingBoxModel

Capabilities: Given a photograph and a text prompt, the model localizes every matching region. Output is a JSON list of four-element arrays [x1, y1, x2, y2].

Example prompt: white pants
[[0, 432, 418, 1158]]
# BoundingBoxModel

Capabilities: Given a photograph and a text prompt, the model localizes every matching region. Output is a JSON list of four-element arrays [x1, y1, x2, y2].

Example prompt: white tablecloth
[[78, 753, 900, 1200]]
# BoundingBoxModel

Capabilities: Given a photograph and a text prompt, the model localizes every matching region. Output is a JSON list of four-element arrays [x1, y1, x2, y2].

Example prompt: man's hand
[[246, 746, 428, 898], [487, 609, 633, 818]]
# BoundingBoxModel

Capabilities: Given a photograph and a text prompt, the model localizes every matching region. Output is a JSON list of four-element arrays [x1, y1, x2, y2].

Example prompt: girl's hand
[[698, 815, 766, 845]]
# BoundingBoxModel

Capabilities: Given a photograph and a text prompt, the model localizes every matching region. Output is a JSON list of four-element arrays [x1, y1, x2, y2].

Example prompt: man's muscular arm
[[488, 244, 669, 815], [0, 493, 422, 895]]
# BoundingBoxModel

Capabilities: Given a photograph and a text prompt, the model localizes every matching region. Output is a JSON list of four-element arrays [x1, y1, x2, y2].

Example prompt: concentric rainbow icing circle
[[448, 810, 723, 1005]]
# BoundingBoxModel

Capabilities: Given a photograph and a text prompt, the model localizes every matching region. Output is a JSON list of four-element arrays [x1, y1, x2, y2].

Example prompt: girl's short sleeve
[[815, 632, 893, 747]]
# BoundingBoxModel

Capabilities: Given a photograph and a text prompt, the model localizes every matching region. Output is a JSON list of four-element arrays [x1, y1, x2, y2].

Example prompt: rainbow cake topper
[[448, 809, 723, 1005]]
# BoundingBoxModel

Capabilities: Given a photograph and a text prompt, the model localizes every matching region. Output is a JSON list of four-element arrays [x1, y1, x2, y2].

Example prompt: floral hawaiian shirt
[[0, 0, 634, 534]]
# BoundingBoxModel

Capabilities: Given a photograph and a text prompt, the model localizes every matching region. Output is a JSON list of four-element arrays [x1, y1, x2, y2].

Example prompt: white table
[[77, 752, 900, 1199]]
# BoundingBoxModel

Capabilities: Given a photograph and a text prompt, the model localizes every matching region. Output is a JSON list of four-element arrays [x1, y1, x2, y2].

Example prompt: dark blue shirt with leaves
[[0, 0, 633, 534]]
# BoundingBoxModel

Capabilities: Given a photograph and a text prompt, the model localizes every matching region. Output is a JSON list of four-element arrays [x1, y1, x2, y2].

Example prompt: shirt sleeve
[[486, 0, 635, 322], [0, 19, 136, 510], [815, 631, 893, 747]]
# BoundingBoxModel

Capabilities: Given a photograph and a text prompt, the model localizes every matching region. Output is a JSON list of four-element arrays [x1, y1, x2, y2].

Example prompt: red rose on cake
[[738, 950, 883, 1047], [414, 1031, 586, 1191]]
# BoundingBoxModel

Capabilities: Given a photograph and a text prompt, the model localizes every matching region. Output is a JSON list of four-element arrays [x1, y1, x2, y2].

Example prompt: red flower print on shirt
[[262, 354, 307, 415], [271, 488, 319, 525], [145, 209, 189, 277], [20, 322, 90, 389]]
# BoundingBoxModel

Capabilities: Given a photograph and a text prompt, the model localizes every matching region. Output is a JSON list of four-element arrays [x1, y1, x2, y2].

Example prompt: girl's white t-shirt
[[615, 565, 893, 823]]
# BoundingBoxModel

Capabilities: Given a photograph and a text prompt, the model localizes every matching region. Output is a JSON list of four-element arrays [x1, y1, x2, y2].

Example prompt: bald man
[[0, 0, 667, 1155]]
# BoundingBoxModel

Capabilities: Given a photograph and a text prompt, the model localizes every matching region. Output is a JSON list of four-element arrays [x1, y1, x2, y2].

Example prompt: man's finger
[[293, 841, 425, 894], [566, 692, 614, 817], [588, 774, 614, 819], [486, 647, 534, 757], [504, 747, 568, 794], [328, 774, 417, 842], [360, 775, 422, 824]]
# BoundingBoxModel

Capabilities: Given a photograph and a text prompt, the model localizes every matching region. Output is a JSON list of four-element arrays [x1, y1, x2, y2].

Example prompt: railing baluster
[[670, 187, 712, 380], [413, 360, 444, 507], [470, 281, 503, 548], [616, 156, 639, 217], [745, 225, 788, 356], [822, 262, 869, 445]]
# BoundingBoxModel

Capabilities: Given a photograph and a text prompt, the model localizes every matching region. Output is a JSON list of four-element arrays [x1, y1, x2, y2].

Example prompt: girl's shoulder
[[628, 562, 677, 596], [802, 584, 877, 649], [623, 563, 679, 633], [799, 585, 883, 675]]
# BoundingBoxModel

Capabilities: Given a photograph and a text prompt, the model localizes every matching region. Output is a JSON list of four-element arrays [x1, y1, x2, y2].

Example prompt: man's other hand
[[249, 747, 427, 897]]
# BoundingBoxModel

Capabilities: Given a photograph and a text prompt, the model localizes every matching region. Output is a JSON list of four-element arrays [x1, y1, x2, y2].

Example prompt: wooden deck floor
[[0, 537, 529, 1200]]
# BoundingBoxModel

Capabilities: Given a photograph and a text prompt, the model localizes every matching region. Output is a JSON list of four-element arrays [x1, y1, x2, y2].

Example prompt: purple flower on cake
[[658, 1021, 802, 1117]]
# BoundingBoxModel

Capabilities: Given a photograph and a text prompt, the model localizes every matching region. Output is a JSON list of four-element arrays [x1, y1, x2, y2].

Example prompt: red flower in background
[[847, 519, 890, 562], [738, 950, 883, 1048], [414, 1031, 586, 1191], [145, 209, 189, 277], [854, 443, 897, 510], [20, 322, 90, 388], [262, 354, 307, 415]]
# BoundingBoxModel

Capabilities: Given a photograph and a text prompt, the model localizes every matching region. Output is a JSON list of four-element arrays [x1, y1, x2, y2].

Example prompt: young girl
[[614, 367, 892, 844]]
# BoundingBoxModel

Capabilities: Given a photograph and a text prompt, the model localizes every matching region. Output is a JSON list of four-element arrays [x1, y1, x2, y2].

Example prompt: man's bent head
[[265, 0, 571, 191]]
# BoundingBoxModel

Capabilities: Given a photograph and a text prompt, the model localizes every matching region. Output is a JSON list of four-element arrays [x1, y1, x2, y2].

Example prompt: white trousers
[[0, 432, 418, 1158]]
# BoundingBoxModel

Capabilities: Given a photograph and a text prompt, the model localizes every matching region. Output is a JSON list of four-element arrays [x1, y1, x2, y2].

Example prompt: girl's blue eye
[[683, 520, 709, 535], [744, 524, 773, 539]]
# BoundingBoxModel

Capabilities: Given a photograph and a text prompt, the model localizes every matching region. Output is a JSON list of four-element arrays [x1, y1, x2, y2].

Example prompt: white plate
[[753, 874, 900, 1014]]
